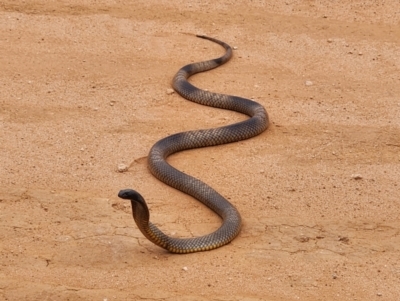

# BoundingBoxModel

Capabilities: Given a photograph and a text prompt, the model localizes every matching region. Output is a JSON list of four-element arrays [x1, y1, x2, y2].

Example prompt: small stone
[[182, 266, 188, 271], [358, 52, 363, 55], [233, 46, 238, 50], [332, 274, 337, 279], [377, 293, 382, 296], [305, 80, 313, 86], [117, 163, 129, 172], [166, 88, 175, 95], [351, 174, 363, 180], [327, 38, 333, 43]]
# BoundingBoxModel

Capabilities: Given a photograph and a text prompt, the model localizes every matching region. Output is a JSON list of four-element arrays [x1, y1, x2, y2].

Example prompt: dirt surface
[[1, 1, 400, 300]]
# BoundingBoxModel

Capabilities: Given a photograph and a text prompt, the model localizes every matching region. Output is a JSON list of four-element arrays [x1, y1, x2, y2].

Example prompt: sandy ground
[[1, 1, 400, 300]]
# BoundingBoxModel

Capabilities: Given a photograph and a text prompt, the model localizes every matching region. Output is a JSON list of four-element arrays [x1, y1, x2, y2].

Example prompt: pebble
[[233, 46, 238, 50], [327, 38, 333, 43], [351, 174, 363, 180], [182, 266, 188, 271], [117, 163, 129, 172], [166, 88, 175, 95], [305, 80, 313, 86]]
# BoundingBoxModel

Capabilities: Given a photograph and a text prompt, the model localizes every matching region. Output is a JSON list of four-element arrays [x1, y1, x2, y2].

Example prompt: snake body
[[118, 35, 269, 253]]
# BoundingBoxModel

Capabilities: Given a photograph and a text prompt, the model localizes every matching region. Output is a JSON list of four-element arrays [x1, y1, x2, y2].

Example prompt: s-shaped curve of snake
[[118, 35, 269, 253]]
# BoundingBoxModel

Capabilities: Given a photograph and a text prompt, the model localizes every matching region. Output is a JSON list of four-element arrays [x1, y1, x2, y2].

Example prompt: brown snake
[[118, 35, 269, 253]]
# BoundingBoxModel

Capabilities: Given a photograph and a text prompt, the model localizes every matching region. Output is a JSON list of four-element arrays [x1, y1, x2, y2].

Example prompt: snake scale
[[118, 35, 269, 253]]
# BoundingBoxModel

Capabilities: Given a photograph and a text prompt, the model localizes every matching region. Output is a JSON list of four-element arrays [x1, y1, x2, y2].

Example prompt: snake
[[118, 35, 269, 253]]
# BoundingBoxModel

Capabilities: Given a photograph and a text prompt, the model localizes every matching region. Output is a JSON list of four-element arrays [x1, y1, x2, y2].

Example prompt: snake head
[[118, 189, 150, 224], [118, 189, 143, 201], [118, 189, 148, 210]]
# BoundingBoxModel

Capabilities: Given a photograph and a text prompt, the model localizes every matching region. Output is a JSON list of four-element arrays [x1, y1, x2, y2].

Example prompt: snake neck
[[130, 200, 170, 250]]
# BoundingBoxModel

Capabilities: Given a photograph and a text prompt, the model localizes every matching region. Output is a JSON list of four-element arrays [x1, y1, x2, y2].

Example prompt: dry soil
[[1, 1, 400, 300]]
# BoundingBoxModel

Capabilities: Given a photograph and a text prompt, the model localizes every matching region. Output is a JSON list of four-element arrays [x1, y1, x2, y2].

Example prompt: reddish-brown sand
[[1, 1, 400, 300]]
